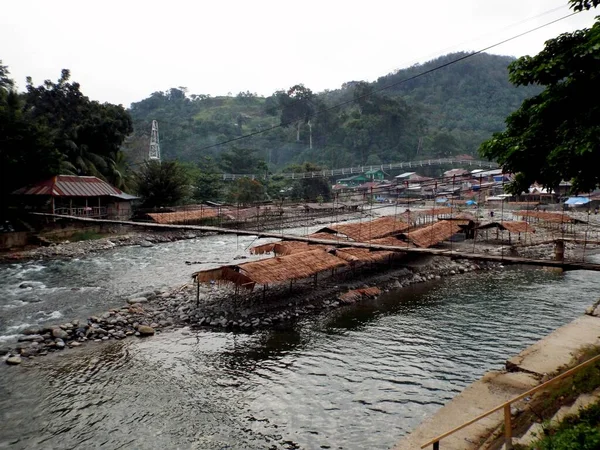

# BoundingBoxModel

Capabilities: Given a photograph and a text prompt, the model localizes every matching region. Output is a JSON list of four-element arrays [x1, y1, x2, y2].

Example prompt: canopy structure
[[476, 221, 535, 234], [565, 197, 591, 206], [514, 211, 582, 224], [316, 216, 409, 241], [147, 209, 218, 224], [193, 249, 347, 290], [399, 220, 461, 248]]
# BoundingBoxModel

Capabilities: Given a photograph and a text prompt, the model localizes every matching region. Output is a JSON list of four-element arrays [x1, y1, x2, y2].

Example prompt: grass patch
[[68, 230, 104, 242], [517, 402, 600, 449]]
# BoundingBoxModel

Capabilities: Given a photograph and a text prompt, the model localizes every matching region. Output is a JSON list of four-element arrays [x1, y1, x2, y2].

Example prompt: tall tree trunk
[[308, 120, 313, 149], [296, 121, 301, 142]]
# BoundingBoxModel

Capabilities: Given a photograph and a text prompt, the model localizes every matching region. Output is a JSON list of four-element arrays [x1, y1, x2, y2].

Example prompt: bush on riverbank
[[518, 401, 600, 450]]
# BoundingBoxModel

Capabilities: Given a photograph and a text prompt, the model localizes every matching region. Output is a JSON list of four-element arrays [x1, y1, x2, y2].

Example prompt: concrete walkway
[[394, 314, 600, 450]]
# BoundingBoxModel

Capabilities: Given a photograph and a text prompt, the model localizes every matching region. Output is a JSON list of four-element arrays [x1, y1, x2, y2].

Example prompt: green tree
[[134, 160, 190, 207], [286, 163, 332, 202], [0, 63, 61, 218], [25, 69, 133, 180], [227, 178, 265, 205], [194, 156, 223, 202], [480, 3, 600, 193], [219, 146, 262, 174]]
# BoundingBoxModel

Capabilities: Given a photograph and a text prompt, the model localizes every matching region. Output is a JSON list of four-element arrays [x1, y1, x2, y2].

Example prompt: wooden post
[[503, 404, 513, 449], [263, 284, 266, 301], [289, 279, 293, 294], [555, 239, 565, 261], [196, 279, 200, 306], [433, 442, 439, 450], [313, 273, 318, 287]]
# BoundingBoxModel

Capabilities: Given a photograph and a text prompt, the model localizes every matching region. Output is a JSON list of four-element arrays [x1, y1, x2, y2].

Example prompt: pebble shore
[[2, 256, 500, 365]]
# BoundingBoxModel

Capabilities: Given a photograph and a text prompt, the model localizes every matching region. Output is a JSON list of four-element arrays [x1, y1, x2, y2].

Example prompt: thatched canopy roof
[[477, 221, 535, 233], [334, 248, 393, 263], [317, 216, 409, 242], [400, 220, 461, 248], [193, 249, 347, 288], [307, 231, 350, 241], [147, 209, 217, 224], [514, 211, 580, 224]]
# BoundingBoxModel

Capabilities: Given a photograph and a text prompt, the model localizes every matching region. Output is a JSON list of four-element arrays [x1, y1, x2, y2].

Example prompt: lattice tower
[[149, 120, 161, 161]]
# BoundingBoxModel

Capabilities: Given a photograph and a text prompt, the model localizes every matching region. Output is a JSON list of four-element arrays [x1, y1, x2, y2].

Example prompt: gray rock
[[52, 328, 69, 339], [139, 240, 154, 248], [127, 297, 147, 305], [137, 325, 155, 336], [22, 327, 43, 335], [55, 339, 66, 349], [18, 334, 44, 342], [69, 341, 82, 347], [6, 355, 22, 365]]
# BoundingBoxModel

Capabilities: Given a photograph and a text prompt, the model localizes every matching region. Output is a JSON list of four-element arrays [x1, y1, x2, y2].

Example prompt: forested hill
[[125, 52, 540, 173]]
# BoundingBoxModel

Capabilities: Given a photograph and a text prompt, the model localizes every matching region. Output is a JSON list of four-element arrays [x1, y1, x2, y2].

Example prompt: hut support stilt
[[196, 279, 200, 306]]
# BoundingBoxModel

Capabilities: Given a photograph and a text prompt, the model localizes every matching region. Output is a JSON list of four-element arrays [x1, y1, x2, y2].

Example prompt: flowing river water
[[0, 235, 599, 449]]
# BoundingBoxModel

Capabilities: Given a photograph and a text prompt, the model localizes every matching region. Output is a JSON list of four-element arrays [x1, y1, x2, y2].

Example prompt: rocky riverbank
[[1, 255, 500, 365], [0, 230, 209, 262]]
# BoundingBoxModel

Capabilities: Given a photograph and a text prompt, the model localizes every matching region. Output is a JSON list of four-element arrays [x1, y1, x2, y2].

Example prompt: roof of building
[[565, 197, 591, 205], [476, 221, 535, 233], [400, 220, 461, 248], [147, 209, 218, 224], [395, 172, 416, 179], [193, 249, 347, 288], [364, 168, 388, 175], [317, 216, 410, 242], [12, 175, 130, 198]]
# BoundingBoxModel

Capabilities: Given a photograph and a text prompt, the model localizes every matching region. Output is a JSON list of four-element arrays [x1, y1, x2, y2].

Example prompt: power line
[[194, 11, 577, 152]]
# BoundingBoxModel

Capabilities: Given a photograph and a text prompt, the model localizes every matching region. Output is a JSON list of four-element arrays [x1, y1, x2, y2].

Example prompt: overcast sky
[[1, 0, 596, 107]]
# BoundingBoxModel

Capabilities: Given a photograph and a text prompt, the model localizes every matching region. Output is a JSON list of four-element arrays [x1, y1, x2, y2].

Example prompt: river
[[1, 240, 599, 449]]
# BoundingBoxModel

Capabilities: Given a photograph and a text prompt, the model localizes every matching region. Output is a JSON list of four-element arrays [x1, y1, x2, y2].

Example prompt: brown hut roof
[[514, 211, 577, 224], [239, 249, 347, 284], [308, 231, 350, 241], [400, 220, 461, 248], [334, 248, 393, 263], [477, 221, 534, 233], [192, 249, 347, 288], [147, 209, 218, 224], [319, 216, 409, 242], [339, 287, 381, 304]]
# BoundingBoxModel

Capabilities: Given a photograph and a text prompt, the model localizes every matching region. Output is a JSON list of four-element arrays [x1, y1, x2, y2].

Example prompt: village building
[[12, 175, 137, 220]]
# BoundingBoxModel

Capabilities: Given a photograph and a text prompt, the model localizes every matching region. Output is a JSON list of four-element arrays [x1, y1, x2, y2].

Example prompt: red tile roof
[[13, 175, 125, 197]]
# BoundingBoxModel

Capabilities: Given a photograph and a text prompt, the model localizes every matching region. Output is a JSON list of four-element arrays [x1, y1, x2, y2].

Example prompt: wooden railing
[[421, 354, 600, 449]]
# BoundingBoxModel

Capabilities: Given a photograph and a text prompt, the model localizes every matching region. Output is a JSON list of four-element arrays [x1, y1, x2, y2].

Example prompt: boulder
[[51, 328, 69, 340], [137, 325, 155, 336], [22, 326, 43, 335], [6, 355, 22, 365], [18, 334, 44, 342], [127, 297, 147, 305], [55, 339, 66, 349]]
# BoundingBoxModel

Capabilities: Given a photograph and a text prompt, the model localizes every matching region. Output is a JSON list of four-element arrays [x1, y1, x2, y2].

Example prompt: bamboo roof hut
[[514, 211, 581, 224], [147, 208, 218, 224], [316, 216, 409, 242], [399, 220, 461, 248], [477, 221, 535, 234], [192, 249, 347, 290], [334, 248, 394, 264]]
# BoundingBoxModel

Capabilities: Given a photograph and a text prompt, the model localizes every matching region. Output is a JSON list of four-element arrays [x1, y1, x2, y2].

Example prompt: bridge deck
[[33, 213, 600, 272]]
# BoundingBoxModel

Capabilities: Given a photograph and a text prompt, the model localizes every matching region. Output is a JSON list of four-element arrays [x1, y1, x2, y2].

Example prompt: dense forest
[[125, 52, 540, 173]]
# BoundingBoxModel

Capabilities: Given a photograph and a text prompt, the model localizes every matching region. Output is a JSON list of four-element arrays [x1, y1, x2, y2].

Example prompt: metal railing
[[421, 353, 600, 449], [54, 207, 107, 218], [220, 158, 498, 181]]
